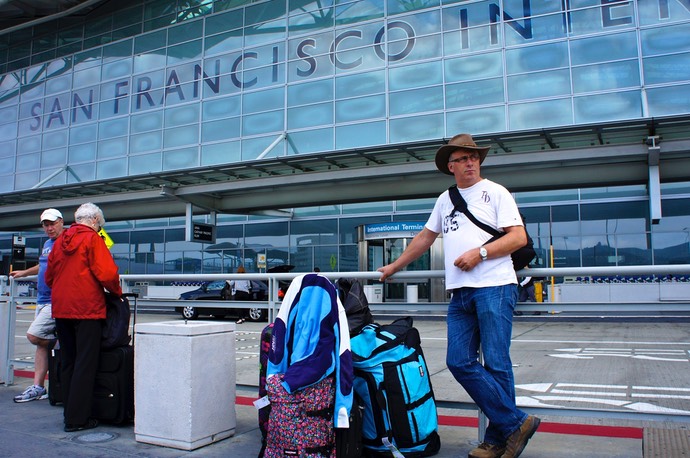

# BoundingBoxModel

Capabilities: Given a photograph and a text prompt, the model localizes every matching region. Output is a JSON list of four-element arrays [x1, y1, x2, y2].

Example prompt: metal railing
[[3, 265, 690, 428]]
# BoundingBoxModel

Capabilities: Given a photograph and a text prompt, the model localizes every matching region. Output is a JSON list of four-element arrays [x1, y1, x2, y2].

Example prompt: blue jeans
[[446, 284, 527, 445]]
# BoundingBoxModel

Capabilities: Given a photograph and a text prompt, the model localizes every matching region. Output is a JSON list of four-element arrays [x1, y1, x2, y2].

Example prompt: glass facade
[[1, 0, 690, 274]]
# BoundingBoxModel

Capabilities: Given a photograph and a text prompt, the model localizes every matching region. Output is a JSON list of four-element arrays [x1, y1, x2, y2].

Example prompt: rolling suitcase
[[92, 345, 134, 424], [91, 292, 138, 425], [48, 346, 62, 406]]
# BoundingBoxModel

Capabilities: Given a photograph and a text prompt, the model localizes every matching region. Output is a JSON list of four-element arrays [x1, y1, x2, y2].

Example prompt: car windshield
[[206, 280, 226, 290]]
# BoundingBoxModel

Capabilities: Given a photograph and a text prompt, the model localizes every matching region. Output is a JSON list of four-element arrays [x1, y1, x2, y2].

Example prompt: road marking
[[549, 347, 689, 361], [516, 382, 690, 414]]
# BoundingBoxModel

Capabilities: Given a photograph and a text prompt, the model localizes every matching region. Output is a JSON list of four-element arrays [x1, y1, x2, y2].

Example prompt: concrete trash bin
[[134, 321, 236, 450]]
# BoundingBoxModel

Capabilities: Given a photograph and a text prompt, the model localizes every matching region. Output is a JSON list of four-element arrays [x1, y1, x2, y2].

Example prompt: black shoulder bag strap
[[447, 185, 501, 237]]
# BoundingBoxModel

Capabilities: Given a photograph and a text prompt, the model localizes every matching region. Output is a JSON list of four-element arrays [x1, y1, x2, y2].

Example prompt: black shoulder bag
[[447, 185, 536, 271]]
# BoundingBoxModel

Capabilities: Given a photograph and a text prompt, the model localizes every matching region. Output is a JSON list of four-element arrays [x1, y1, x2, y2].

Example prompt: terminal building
[[1, 0, 689, 302]]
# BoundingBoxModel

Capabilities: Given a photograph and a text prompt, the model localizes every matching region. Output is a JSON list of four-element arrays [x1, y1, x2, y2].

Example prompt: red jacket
[[45, 223, 122, 319]]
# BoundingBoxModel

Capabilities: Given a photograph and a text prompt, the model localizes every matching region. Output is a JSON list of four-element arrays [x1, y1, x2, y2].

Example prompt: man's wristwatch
[[479, 247, 488, 261]]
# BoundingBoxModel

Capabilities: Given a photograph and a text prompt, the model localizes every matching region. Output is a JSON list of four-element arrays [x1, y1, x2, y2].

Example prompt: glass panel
[[99, 117, 129, 139], [98, 137, 128, 158], [68, 162, 95, 182], [41, 148, 66, 168], [334, 0, 384, 25], [205, 29, 244, 56], [335, 70, 385, 98], [287, 79, 334, 106], [290, 218, 338, 246], [133, 51, 167, 74], [570, 31, 638, 66], [446, 106, 506, 135], [446, 55, 503, 88], [389, 113, 444, 143], [574, 91, 642, 124], [245, 221, 289, 266], [506, 42, 568, 74], [335, 120, 386, 149], [641, 22, 690, 57], [131, 110, 163, 133], [243, 110, 284, 136], [16, 153, 40, 172], [572, 61, 640, 93], [287, 127, 334, 154], [167, 40, 203, 65], [202, 95, 241, 120], [70, 122, 98, 145], [205, 10, 243, 36], [68, 142, 97, 162], [103, 58, 133, 80], [130, 131, 162, 153], [96, 157, 127, 179], [129, 151, 162, 174], [643, 54, 690, 85], [569, 3, 635, 37], [509, 98, 573, 130], [242, 87, 284, 114], [15, 171, 40, 189], [73, 67, 101, 87], [287, 102, 333, 129], [581, 201, 647, 235], [201, 140, 241, 165], [165, 104, 199, 127], [445, 78, 504, 108], [504, 11, 566, 46], [18, 135, 40, 153], [388, 60, 442, 91], [45, 74, 72, 95], [335, 94, 385, 122], [103, 39, 133, 61], [43, 128, 68, 149], [168, 20, 203, 45], [134, 30, 167, 54], [163, 124, 198, 148], [163, 146, 198, 170], [507, 68, 571, 101], [201, 117, 240, 142], [245, 2, 287, 26], [390, 86, 444, 115], [647, 84, 690, 117]]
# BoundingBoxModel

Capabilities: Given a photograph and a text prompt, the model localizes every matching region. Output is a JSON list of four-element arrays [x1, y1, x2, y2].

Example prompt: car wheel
[[181, 305, 199, 320], [247, 307, 267, 322]]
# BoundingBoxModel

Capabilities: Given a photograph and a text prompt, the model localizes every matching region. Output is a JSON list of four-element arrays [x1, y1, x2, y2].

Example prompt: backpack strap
[[447, 185, 501, 237]]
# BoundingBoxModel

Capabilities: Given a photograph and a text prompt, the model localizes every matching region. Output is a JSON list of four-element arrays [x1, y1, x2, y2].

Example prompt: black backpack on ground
[[336, 278, 374, 336]]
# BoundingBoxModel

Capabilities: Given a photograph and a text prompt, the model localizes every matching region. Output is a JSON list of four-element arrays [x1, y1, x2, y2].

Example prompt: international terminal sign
[[364, 222, 425, 240]]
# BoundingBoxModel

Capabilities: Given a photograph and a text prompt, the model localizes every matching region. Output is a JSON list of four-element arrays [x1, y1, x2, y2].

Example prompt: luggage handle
[[122, 292, 139, 347]]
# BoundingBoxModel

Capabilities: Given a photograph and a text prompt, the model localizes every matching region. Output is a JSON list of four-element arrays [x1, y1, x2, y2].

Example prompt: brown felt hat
[[435, 133, 491, 175]]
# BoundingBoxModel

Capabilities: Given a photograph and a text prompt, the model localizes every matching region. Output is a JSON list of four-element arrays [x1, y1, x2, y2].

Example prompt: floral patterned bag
[[264, 374, 336, 458]]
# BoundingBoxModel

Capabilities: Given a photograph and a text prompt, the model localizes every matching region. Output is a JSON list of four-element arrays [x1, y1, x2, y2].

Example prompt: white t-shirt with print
[[425, 179, 522, 290]]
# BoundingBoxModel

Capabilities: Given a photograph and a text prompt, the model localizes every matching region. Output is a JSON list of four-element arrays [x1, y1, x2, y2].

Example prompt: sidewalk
[[2, 375, 643, 458]]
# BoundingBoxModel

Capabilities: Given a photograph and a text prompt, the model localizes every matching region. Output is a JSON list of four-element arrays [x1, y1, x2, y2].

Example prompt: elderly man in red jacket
[[46, 202, 122, 433]]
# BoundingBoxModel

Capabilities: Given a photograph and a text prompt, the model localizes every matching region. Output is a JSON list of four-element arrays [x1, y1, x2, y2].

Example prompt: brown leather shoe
[[468, 441, 506, 458], [503, 415, 540, 458]]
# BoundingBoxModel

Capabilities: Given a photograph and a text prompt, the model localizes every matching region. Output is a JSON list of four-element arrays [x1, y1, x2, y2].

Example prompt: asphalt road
[[11, 308, 690, 427]]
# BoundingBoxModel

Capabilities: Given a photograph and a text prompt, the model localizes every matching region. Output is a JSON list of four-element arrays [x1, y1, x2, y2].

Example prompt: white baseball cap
[[40, 208, 63, 222]]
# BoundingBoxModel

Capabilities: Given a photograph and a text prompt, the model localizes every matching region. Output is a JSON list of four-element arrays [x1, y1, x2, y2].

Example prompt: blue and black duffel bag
[[350, 317, 441, 457]]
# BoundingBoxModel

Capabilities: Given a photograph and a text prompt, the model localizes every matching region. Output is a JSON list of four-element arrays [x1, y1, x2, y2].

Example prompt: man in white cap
[[10, 208, 65, 402], [378, 134, 540, 458]]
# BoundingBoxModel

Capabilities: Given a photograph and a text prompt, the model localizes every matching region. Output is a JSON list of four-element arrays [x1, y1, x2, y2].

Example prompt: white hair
[[74, 202, 105, 228]]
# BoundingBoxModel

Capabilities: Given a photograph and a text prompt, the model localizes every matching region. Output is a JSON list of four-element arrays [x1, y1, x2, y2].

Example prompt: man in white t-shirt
[[378, 134, 540, 458]]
